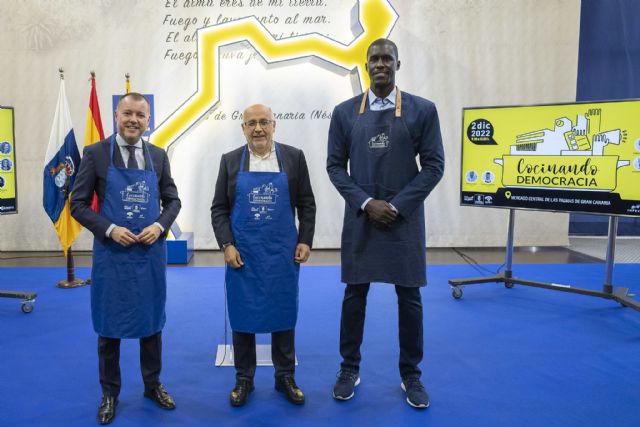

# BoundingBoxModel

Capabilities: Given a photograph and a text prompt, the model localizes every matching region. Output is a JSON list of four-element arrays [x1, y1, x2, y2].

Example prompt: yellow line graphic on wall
[[150, 0, 398, 149]]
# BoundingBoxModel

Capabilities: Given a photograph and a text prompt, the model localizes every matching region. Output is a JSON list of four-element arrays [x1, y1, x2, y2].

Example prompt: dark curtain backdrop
[[570, 0, 640, 235]]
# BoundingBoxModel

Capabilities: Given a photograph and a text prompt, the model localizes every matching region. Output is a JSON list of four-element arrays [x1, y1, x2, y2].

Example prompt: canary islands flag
[[43, 79, 82, 255]]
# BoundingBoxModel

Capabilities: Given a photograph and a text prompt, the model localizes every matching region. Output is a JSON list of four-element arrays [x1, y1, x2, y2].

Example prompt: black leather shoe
[[230, 379, 254, 407], [143, 384, 176, 410], [97, 395, 118, 425], [275, 375, 305, 405]]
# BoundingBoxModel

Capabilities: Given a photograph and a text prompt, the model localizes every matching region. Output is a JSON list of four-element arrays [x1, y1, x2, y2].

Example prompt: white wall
[[0, 0, 579, 251]]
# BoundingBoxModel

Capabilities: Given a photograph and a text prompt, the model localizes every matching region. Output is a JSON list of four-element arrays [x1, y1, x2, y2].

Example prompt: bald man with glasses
[[211, 104, 316, 407]]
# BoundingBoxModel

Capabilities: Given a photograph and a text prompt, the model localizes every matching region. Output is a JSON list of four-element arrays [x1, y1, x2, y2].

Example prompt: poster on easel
[[460, 100, 640, 217], [0, 106, 17, 215]]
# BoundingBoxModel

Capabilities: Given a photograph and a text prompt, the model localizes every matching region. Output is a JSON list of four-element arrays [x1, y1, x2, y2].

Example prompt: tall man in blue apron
[[327, 39, 445, 409], [71, 92, 181, 424], [211, 104, 316, 407]]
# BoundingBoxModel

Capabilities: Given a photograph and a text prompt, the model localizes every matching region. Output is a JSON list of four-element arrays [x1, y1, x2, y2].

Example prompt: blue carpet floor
[[1, 264, 639, 427]]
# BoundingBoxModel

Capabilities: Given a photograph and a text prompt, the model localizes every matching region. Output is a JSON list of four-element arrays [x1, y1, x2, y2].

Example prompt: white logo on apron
[[121, 181, 150, 203], [121, 181, 150, 220], [368, 133, 389, 149], [248, 183, 278, 204], [248, 183, 278, 221]]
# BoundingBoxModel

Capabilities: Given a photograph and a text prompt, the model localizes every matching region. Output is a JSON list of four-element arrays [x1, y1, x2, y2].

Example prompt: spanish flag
[[83, 72, 104, 212], [43, 79, 83, 256]]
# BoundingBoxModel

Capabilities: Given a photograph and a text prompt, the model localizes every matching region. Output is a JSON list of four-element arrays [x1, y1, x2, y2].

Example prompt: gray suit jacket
[[70, 136, 181, 243], [210, 142, 316, 248]]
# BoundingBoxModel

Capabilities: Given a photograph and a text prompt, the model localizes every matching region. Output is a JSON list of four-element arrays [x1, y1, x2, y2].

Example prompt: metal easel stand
[[449, 209, 640, 312]]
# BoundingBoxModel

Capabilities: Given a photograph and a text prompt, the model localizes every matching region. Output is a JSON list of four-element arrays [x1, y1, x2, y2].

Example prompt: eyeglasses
[[243, 119, 273, 129]]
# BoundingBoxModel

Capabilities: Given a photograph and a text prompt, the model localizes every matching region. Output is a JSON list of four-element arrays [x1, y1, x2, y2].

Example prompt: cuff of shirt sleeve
[[106, 224, 115, 238], [361, 197, 373, 211], [154, 222, 165, 233]]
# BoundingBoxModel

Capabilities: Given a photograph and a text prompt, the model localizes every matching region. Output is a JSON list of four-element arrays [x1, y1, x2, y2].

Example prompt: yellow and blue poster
[[0, 106, 17, 214], [460, 100, 640, 217]]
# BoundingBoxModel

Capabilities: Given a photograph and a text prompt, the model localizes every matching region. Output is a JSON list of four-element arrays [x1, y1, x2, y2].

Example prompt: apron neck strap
[[394, 88, 402, 118], [358, 91, 368, 115], [358, 88, 402, 117], [141, 140, 155, 173], [109, 135, 118, 164]]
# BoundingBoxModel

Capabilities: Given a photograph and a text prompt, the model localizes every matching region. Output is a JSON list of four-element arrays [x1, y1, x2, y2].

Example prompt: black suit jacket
[[70, 136, 181, 243], [210, 142, 316, 248]]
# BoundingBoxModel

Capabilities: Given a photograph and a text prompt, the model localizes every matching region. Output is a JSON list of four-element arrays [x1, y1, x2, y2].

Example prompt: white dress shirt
[[368, 86, 397, 112], [248, 143, 279, 172]]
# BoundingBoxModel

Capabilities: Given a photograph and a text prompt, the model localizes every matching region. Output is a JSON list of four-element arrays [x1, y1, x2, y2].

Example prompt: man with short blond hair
[[72, 92, 181, 424]]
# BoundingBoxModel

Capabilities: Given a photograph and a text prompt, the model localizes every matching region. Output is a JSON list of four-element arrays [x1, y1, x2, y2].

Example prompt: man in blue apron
[[327, 39, 445, 409], [71, 93, 181, 424], [211, 104, 316, 407]]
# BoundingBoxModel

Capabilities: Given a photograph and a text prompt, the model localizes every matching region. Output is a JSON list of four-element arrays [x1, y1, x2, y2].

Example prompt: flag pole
[[57, 247, 89, 288], [56, 67, 89, 289]]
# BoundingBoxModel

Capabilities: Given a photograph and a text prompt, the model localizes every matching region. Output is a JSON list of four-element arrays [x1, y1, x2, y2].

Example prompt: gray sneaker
[[332, 370, 360, 400], [401, 378, 429, 409]]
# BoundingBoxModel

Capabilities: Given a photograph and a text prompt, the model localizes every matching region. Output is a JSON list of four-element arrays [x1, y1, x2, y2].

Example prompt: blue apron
[[341, 90, 427, 287], [226, 144, 300, 333], [91, 136, 167, 338]]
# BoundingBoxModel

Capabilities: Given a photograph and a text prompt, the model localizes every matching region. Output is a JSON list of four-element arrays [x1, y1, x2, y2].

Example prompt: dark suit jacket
[[210, 142, 316, 248], [70, 136, 181, 243]]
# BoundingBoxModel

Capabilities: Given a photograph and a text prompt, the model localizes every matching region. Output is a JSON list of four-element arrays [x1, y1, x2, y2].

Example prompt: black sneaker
[[332, 370, 360, 400], [401, 377, 429, 409]]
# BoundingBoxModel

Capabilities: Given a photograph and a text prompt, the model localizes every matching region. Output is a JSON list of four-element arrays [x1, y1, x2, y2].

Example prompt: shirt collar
[[116, 134, 143, 149], [368, 86, 397, 107], [247, 142, 276, 160]]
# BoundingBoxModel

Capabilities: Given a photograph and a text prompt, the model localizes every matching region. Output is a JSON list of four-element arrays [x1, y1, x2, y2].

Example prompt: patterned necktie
[[125, 145, 139, 169]]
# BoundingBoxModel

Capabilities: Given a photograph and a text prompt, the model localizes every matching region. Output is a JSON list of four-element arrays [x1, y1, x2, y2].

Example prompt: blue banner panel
[[570, 0, 640, 235]]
